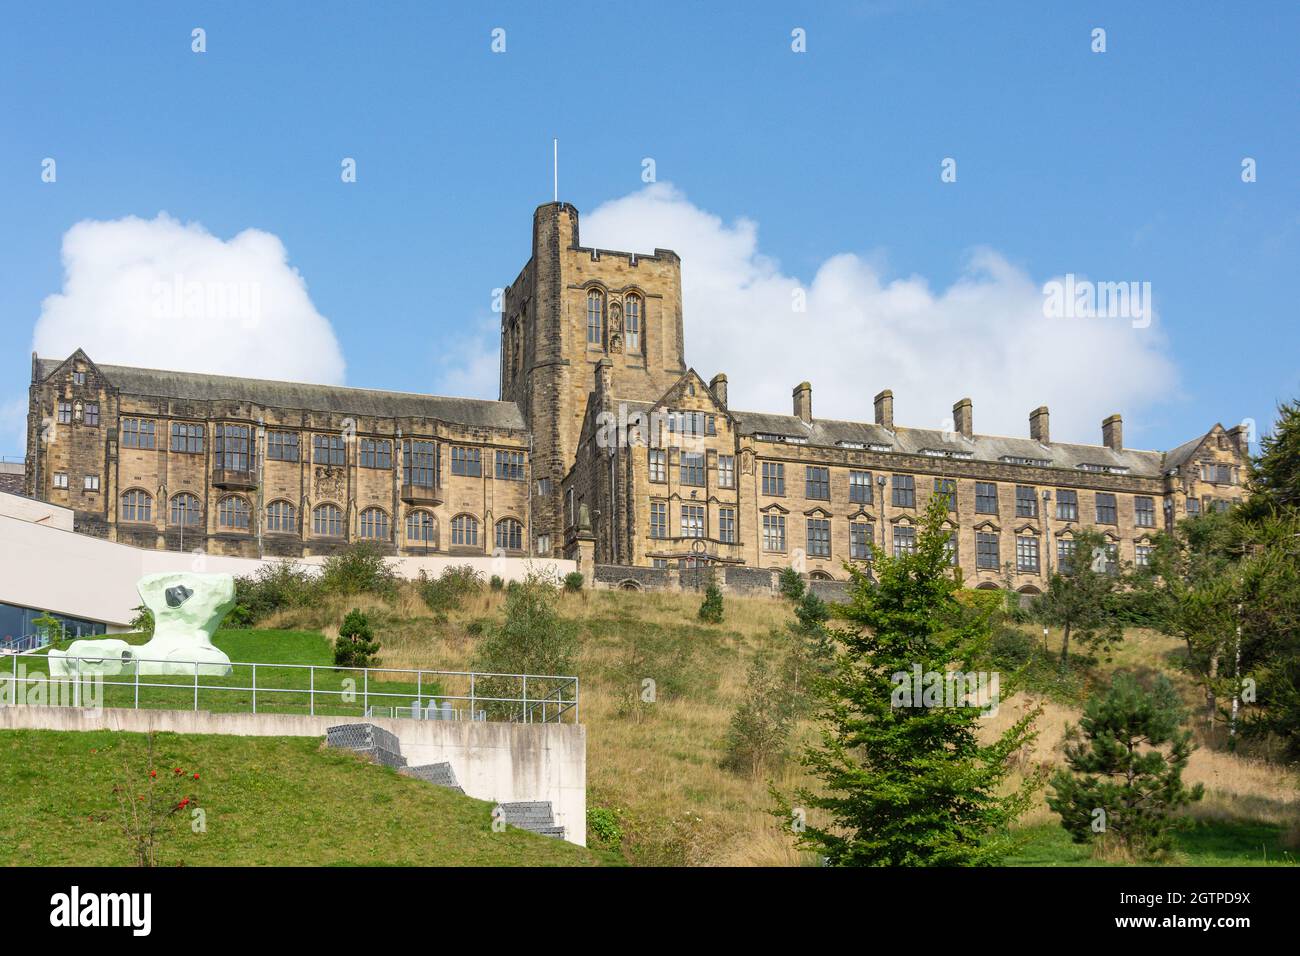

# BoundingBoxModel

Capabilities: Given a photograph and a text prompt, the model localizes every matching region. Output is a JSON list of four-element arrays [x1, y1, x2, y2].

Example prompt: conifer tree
[[1048, 672, 1203, 858], [778, 495, 1039, 866]]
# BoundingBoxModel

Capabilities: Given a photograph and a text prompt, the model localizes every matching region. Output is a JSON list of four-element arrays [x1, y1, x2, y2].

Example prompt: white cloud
[[32, 213, 344, 384], [583, 183, 1179, 446]]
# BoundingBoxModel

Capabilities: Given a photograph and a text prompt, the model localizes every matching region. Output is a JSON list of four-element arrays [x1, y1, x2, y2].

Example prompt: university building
[[25, 203, 1249, 593]]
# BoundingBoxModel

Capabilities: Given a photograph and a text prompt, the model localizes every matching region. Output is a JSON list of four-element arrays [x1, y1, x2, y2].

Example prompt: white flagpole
[[553, 138, 558, 202]]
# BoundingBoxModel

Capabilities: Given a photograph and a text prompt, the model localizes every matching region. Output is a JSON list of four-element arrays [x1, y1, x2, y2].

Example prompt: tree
[[1036, 528, 1125, 668], [1047, 673, 1203, 858], [334, 609, 380, 668], [474, 573, 579, 719], [722, 655, 793, 777], [778, 495, 1039, 866], [1240, 398, 1300, 521], [778, 567, 805, 602], [698, 578, 724, 624]]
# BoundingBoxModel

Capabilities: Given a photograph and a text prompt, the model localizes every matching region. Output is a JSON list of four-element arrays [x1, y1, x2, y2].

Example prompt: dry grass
[[253, 580, 1299, 865]]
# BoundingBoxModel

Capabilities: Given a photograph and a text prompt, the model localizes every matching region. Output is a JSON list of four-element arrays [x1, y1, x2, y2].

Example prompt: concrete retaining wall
[[0, 705, 587, 846]]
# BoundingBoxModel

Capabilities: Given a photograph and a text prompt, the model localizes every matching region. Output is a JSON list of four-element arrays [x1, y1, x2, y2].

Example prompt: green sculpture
[[49, 572, 235, 678]]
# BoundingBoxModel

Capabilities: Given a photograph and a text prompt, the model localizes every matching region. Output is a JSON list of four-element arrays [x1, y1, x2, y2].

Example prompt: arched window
[[624, 293, 641, 353], [312, 503, 344, 537], [120, 489, 152, 523], [586, 289, 604, 345], [495, 517, 523, 551], [359, 507, 390, 540], [451, 514, 479, 547], [266, 500, 297, 533], [169, 493, 201, 527], [218, 495, 250, 530], [405, 510, 436, 546]]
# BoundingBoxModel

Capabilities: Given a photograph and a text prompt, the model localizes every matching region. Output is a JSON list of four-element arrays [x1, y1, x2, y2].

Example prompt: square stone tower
[[499, 202, 686, 555]]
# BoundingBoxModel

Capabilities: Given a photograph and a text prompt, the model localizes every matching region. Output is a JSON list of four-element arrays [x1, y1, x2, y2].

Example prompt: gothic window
[[359, 507, 390, 540], [219, 495, 251, 530], [266, 500, 296, 533], [586, 289, 604, 345], [170, 493, 201, 527], [495, 518, 523, 551], [312, 503, 343, 537], [406, 510, 436, 546], [120, 489, 152, 523], [451, 514, 479, 547], [625, 293, 641, 353]]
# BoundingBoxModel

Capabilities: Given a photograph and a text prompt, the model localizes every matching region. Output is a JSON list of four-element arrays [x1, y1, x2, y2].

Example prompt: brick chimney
[[952, 397, 973, 439], [709, 373, 728, 409], [1030, 406, 1050, 444], [1102, 413, 1123, 452], [793, 381, 812, 424], [874, 389, 894, 430], [1225, 423, 1250, 457]]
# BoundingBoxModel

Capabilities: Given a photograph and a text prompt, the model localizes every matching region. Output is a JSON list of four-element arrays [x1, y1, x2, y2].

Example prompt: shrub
[[778, 567, 805, 602], [586, 806, 623, 852], [563, 571, 585, 593], [220, 604, 255, 630], [318, 543, 398, 599], [722, 656, 792, 777], [475, 574, 578, 719], [124, 607, 152, 638], [334, 609, 381, 668], [698, 581, 724, 624], [489, 575, 505, 592], [234, 561, 319, 623], [418, 565, 484, 615]]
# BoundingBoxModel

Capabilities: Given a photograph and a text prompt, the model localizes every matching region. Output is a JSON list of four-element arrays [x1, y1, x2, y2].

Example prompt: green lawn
[[0, 728, 610, 866], [1006, 822, 1296, 867]]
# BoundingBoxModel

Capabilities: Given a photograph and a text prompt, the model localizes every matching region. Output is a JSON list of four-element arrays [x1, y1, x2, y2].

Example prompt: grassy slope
[[11, 585, 1298, 866], [0, 728, 609, 866]]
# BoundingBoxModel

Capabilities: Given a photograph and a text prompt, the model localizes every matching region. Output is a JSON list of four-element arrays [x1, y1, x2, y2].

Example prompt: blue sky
[[2, 0, 1296, 457]]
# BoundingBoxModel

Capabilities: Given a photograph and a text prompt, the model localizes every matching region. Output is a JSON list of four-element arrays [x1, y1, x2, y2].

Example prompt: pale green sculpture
[[49, 572, 236, 678]]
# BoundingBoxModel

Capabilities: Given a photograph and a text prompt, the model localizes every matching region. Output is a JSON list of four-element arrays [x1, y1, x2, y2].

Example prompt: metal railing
[[6, 650, 579, 724], [0, 633, 50, 654]]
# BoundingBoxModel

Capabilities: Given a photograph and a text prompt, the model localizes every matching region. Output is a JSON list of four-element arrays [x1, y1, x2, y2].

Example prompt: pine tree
[[1036, 527, 1125, 668], [1047, 672, 1203, 858], [698, 578, 724, 624], [1242, 398, 1300, 520], [334, 609, 380, 668], [778, 495, 1039, 866]]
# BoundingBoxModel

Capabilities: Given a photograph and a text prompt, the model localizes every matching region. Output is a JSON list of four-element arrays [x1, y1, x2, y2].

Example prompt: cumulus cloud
[[32, 213, 344, 384], [583, 184, 1179, 446]]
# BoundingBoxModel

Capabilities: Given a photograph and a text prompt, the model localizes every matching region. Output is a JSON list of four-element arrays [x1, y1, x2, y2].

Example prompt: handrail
[[4, 650, 579, 724]]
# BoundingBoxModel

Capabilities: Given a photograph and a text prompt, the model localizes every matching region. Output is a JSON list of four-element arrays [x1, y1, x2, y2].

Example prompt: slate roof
[[35, 358, 526, 431], [728, 409, 1173, 478]]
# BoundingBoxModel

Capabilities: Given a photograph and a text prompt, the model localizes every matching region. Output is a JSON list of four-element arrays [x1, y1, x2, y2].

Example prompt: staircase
[[325, 722, 564, 840]]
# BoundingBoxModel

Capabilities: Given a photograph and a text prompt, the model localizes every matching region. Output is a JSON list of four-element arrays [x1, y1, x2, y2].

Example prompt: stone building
[[25, 202, 1250, 587]]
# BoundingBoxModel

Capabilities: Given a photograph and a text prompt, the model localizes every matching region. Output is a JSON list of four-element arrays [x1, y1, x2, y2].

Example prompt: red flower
[[149, 770, 157, 779], [177, 797, 190, 810], [173, 768, 183, 775], [192, 773, 199, 780]]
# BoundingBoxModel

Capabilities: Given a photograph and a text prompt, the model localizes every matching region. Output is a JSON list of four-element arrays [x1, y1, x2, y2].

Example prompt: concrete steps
[[325, 723, 564, 839]]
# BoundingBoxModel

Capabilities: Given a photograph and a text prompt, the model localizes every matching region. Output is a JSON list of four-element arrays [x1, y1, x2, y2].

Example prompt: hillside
[[7, 582, 1298, 867], [252, 582, 1299, 867], [0, 728, 609, 867]]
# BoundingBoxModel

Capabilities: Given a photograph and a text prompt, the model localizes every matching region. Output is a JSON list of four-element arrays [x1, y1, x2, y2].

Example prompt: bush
[[125, 606, 153, 638], [698, 581, 724, 624], [778, 567, 805, 602], [563, 571, 585, 593], [489, 575, 505, 592], [475, 574, 578, 719], [334, 609, 381, 668], [220, 604, 255, 630], [418, 565, 483, 615], [234, 561, 320, 623], [722, 655, 792, 777], [318, 543, 397, 599], [586, 806, 623, 852]]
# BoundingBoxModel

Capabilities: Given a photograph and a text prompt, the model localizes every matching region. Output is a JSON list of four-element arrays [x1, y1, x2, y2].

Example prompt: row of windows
[[648, 503, 739, 544], [113, 421, 522, 480], [757, 464, 1159, 528], [647, 450, 735, 488], [112, 490, 524, 547], [56, 401, 99, 426]]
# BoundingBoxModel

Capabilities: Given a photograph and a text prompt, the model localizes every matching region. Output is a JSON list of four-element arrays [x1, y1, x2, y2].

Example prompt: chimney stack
[[874, 389, 894, 430], [952, 397, 973, 439], [1102, 413, 1123, 452], [793, 382, 812, 424], [1030, 406, 1050, 444], [709, 373, 728, 409], [1225, 423, 1250, 457]]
